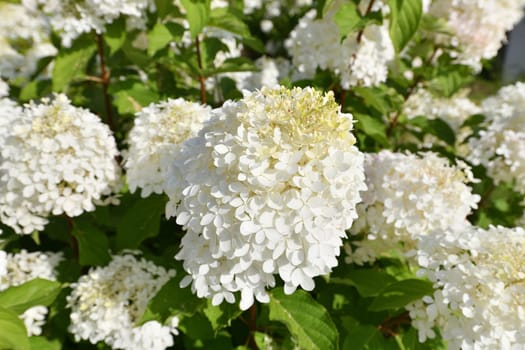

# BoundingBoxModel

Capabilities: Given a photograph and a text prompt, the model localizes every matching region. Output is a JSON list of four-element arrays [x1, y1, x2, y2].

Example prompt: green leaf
[[389, 0, 422, 52], [269, 288, 339, 350], [180, 0, 211, 39], [208, 7, 264, 52], [141, 275, 205, 325], [407, 116, 456, 145], [333, 2, 362, 39], [52, 35, 96, 91], [116, 195, 165, 250], [354, 113, 389, 147], [148, 22, 185, 56], [368, 279, 433, 311], [207, 57, 257, 75], [19, 79, 51, 102], [341, 317, 378, 350], [331, 269, 397, 297], [0, 279, 61, 314], [178, 312, 215, 340], [155, 0, 183, 19], [354, 86, 402, 115], [0, 306, 30, 350], [461, 113, 485, 128], [71, 219, 111, 266], [110, 79, 159, 115], [209, 7, 250, 38], [105, 17, 126, 55], [428, 67, 473, 97], [203, 299, 242, 333], [29, 337, 61, 350]]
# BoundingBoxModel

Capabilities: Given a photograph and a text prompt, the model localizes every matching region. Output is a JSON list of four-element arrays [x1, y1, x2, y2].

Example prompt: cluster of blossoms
[[467, 82, 525, 194], [0, 2, 56, 80], [346, 151, 480, 265], [241, 0, 313, 32], [23, 0, 154, 47], [402, 88, 481, 148], [403, 88, 480, 135], [286, 0, 394, 88], [164, 86, 366, 310], [0, 249, 63, 336], [0, 94, 121, 234], [427, 0, 525, 69], [408, 225, 525, 349], [125, 98, 211, 197], [67, 253, 178, 350]]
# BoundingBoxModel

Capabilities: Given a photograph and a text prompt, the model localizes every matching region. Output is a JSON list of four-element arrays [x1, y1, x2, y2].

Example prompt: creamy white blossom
[[339, 24, 395, 88], [0, 249, 63, 336], [67, 254, 177, 350], [165, 86, 366, 310], [0, 79, 8, 98], [0, 94, 121, 234], [403, 88, 480, 132], [286, 2, 394, 87], [125, 98, 211, 197], [23, 0, 154, 47], [403, 88, 481, 147], [408, 225, 525, 349], [234, 56, 283, 91], [285, 10, 341, 77], [467, 82, 525, 194], [0, 2, 56, 80], [346, 151, 479, 265], [428, 0, 525, 69], [0, 97, 23, 148]]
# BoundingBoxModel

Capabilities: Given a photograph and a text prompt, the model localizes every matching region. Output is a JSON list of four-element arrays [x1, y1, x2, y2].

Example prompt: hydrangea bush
[[1, 0, 525, 349]]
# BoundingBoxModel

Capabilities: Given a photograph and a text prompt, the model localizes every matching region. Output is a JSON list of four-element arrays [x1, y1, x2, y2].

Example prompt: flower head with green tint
[[165, 86, 366, 310]]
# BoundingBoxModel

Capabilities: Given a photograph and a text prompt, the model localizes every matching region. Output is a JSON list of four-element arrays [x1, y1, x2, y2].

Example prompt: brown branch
[[96, 33, 115, 131], [64, 215, 78, 261], [340, 89, 348, 110], [195, 35, 207, 104], [245, 304, 259, 350], [377, 311, 411, 338], [356, 0, 376, 43]]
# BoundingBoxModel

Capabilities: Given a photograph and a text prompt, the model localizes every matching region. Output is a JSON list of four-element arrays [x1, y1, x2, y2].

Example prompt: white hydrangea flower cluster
[[403, 88, 480, 148], [23, 0, 154, 47], [165, 86, 366, 310], [0, 94, 121, 235], [233, 56, 283, 92], [67, 254, 178, 350], [346, 151, 479, 265], [286, 1, 394, 88], [0, 97, 23, 147], [0, 249, 63, 336], [241, 0, 313, 32], [125, 98, 211, 197], [403, 88, 480, 132], [428, 0, 525, 70], [408, 225, 525, 349], [0, 96, 23, 234], [467, 82, 525, 194], [0, 2, 56, 80], [0, 79, 8, 98]]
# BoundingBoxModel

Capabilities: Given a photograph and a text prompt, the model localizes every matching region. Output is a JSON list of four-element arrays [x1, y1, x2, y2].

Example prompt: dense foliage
[[1, 0, 525, 349]]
